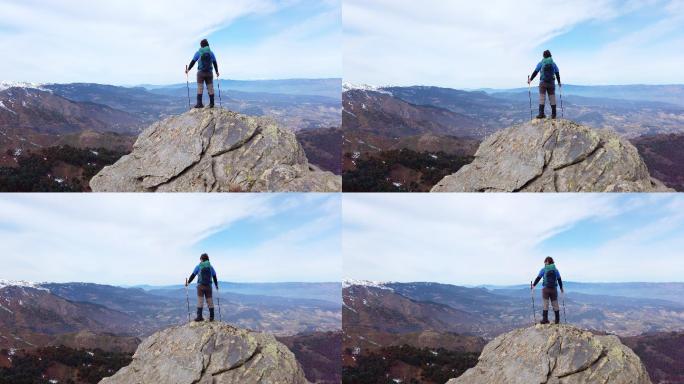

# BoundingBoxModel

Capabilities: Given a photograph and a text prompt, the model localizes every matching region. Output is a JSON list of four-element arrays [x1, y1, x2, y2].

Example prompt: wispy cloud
[[343, 194, 684, 285], [0, 194, 341, 285], [0, 0, 340, 84], [344, 0, 683, 87]]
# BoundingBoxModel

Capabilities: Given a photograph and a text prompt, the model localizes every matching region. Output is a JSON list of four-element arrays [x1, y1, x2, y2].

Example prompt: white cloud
[[343, 0, 682, 88], [342, 194, 684, 285], [0, 194, 341, 285], [0, 0, 340, 84]]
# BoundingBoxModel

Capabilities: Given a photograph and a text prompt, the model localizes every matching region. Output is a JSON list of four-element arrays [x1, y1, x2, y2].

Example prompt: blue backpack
[[199, 49, 213, 72], [541, 60, 555, 83], [199, 263, 212, 285], [543, 266, 558, 288]]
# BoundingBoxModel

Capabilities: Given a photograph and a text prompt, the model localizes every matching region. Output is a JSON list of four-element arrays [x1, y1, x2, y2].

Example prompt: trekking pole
[[185, 65, 191, 110], [562, 291, 567, 324], [527, 76, 533, 120], [530, 281, 537, 325], [559, 85, 564, 119], [217, 74, 222, 108], [217, 287, 222, 322], [184, 278, 190, 322]]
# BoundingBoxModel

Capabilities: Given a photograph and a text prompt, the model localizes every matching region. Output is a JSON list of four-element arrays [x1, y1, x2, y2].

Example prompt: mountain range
[[0, 79, 342, 190], [342, 83, 684, 191], [342, 280, 684, 383], [0, 279, 341, 383]]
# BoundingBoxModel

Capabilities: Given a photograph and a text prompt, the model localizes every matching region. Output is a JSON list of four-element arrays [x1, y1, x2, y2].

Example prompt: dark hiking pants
[[539, 82, 556, 106], [542, 287, 559, 311], [197, 70, 214, 95], [196, 284, 214, 309]]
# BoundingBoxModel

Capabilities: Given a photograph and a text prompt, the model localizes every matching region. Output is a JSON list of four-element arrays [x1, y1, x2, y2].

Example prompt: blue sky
[[343, 194, 684, 285], [0, 194, 341, 285], [0, 0, 341, 85], [344, 0, 684, 88]]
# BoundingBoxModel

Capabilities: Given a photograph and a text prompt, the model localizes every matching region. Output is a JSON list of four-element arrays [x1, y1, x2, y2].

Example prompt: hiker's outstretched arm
[[188, 273, 196, 284], [211, 266, 218, 288], [211, 52, 219, 75], [530, 62, 541, 81], [557, 271, 563, 291], [188, 52, 199, 71], [555, 72, 561, 85], [530, 70, 539, 81], [532, 275, 541, 287]]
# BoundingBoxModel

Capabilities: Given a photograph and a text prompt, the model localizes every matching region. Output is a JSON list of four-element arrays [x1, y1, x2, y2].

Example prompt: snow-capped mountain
[[342, 279, 393, 290], [342, 82, 392, 95], [0, 81, 50, 93]]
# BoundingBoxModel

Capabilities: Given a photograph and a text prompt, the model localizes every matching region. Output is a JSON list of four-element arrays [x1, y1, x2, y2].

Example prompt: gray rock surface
[[431, 119, 673, 192], [99, 322, 310, 384], [446, 324, 652, 384], [90, 109, 341, 192]]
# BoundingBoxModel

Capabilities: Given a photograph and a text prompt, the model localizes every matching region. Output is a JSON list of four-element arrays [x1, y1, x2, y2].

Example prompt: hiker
[[530, 256, 564, 324], [185, 253, 219, 322], [185, 39, 219, 109], [527, 50, 561, 119]]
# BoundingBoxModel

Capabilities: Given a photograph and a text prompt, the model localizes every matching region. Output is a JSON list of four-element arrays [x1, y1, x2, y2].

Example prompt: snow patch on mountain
[[0, 280, 50, 292], [342, 82, 392, 95], [0, 100, 16, 114], [0, 81, 50, 93], [343, 279, 393, 290]]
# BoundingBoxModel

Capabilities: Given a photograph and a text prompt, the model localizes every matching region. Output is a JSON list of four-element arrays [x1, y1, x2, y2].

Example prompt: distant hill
[[622, 331, 684, 384], [297, 127, 342, 174], [343, 280, 684, 383], [342, 83, 684, 192], [632, 133, 684, 191], [148, 78, 342, 99]]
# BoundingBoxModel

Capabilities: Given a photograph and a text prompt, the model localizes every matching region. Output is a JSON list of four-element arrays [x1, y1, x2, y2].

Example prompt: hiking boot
[[551, 105, 557, 119], [535, 105, 546, 119], [554, 310, 560, 324], [194, 308, 204, 322], [209, 94, 215, 108], [194, 94, 204, 109], [209, 308, 215, 322], [540, 310, 550, 324]]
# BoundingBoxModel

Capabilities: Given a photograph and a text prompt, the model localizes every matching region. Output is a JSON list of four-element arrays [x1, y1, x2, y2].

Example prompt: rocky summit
[[431, 119, 672, 192], [90, 109, 341, 192], [99, 321, 310, 384], [446, 324, 652, 384]]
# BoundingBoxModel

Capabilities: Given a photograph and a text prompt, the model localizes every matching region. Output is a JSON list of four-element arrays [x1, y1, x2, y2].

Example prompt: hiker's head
[[200, 253, 209, 262], [200, 39, 209, 48], [543, 50, 552, 58], [544, 256, 554, 265]]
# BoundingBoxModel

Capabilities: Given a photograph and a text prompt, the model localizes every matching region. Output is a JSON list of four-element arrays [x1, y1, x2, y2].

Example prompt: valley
[[342, 280, 684, 383]]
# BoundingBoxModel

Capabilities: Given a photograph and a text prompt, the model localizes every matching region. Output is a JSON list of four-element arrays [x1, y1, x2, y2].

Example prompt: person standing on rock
[[527, 50, 561, 119], [185, 253, 219, 322], [530, 256, 564, 324], [185, 39, 219, 109]]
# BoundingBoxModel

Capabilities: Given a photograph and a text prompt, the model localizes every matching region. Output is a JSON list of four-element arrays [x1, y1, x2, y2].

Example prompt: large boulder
[[99, 322, 310, 384], [90, 109, 341, 192], [446, 324, 652, 384], [431, 119, 673, 192]]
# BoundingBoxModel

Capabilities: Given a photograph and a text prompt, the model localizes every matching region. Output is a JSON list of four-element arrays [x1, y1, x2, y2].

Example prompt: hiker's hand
[[558, 82, 562, 87], [527, 79, 531, 85], [215, 285, 219, 290], [184, 281, 188, 287], [216, 71, 220, 77]]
